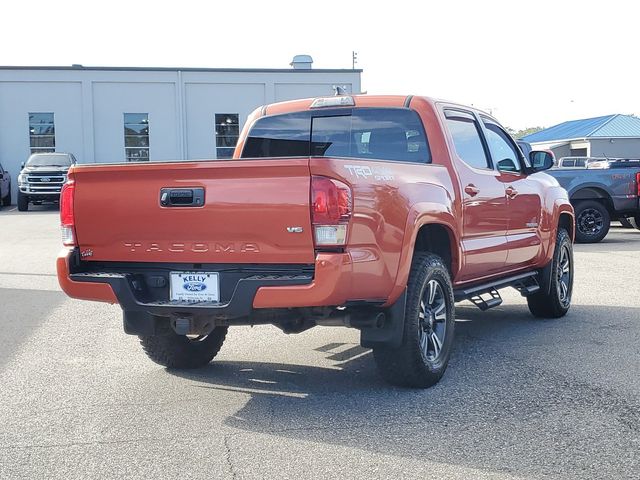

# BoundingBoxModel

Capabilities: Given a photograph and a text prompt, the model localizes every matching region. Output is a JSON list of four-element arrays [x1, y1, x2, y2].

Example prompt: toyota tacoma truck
[[57, 95, 574, 388]]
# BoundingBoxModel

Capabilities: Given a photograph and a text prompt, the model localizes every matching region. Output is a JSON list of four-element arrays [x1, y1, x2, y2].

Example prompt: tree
[[507, 126, 544, 139]]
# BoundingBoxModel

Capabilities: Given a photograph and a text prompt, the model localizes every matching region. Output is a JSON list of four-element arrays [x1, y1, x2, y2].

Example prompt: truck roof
[[264, 94, 411, 116], [263, 94, 496, 122]]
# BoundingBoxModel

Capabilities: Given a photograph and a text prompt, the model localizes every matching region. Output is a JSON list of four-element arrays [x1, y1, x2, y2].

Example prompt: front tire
[[527, 228, 573, 318], [373, 253, 455, 388], [17, 192, 29, 211], [1, 189, 9, 206], [574, 200, 610, 243], [139, 325, 228, 369]]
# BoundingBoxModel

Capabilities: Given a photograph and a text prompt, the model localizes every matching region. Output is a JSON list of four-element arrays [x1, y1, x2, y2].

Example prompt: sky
[[1, 0, 638, 130]]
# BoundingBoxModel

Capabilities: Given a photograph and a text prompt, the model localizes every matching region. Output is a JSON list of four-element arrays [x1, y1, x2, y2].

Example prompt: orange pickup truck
[[57, 94, 574, 388]]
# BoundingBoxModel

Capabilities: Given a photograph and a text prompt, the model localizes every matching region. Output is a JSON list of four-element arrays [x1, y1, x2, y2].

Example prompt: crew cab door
[[444, 109, 508, 282], [480, 117, 543, 269]]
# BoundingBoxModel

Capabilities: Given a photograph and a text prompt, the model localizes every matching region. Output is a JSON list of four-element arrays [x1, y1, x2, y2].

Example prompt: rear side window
[[446, 116, 490, 169], [312, 109, 430, 163], [241, 108, 430, 163], [242, 112, 310, 158]]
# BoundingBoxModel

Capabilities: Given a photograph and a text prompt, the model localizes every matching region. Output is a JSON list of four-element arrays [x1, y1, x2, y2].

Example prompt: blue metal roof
[[521, 114, 640, 143]]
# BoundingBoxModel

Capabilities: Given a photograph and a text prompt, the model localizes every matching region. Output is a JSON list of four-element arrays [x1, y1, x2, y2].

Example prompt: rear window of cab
[[241, 108, 431, 163]]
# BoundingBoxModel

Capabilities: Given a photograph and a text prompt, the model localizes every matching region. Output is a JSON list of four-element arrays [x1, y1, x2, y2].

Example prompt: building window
[[215, 114, 239, 159], [29, 113, 55, 154], [124, 113, 149, 162]]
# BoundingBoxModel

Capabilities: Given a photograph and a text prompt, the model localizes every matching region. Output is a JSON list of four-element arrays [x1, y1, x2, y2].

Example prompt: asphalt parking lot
[[1, 206, 639, 479]]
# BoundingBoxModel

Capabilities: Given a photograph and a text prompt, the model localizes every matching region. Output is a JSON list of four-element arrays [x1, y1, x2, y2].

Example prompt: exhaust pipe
[[315, 311, 385, 329]]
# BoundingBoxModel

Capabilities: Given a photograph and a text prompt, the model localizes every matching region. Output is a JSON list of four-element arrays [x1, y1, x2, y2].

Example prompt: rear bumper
[[57, 249, 119, 303], [611, 195, 639, 214], [56, 249, 356, 317]]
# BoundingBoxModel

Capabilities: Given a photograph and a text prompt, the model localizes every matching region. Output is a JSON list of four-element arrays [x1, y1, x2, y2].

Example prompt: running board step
[[516, 283, 541, 296], [469, 289, 503, 311], [454, 271, 539, 304]]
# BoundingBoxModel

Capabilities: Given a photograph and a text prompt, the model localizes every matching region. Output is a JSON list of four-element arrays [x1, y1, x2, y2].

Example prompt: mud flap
[[360, 290, 406, 349], [538, 258, 554, 296], [123, 311, 162, 336]]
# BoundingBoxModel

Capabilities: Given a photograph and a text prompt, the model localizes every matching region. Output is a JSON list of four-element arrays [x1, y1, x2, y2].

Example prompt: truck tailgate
[[72, 159, 315, 264]]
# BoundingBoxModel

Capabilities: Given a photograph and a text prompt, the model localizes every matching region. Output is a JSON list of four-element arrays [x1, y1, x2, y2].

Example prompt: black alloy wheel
[[574, 200, 610, 243], [418, 280, 448, 361]]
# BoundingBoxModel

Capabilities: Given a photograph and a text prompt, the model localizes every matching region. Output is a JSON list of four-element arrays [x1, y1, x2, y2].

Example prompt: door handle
[[464, 184, 480, 196], [160, 187, 205, 207], [505, 186, 518, 198]]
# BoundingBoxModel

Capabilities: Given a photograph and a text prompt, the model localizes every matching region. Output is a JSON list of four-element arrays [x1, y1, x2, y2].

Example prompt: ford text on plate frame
[[170, 272, 219, 302]]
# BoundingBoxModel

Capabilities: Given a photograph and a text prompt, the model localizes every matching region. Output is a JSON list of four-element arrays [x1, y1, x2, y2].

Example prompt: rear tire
[[17, 192, 29, 211], [574, 200, 610, 243], [373, 253, 455, 388], [139, 325, 228, 369], [1, 189, 9, 206], [629, 215, 640, 230], [527, 228, 573, 318]]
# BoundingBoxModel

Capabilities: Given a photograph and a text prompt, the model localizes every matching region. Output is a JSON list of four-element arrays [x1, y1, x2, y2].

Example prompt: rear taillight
[[636, 172, 640, 197], [311, 176, 352, 246], [60, 181, 76, 246]]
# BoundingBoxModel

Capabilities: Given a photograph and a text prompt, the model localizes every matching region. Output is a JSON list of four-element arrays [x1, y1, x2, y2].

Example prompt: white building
[[0, 60, 361, 198]]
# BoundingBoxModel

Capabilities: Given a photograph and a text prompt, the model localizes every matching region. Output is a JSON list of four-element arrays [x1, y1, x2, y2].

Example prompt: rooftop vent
[[290, 55, 313, 70]]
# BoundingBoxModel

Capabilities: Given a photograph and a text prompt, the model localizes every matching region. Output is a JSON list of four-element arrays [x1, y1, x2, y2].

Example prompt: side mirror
[[20, 162, 25, 169], [529, 150, 554, 172]]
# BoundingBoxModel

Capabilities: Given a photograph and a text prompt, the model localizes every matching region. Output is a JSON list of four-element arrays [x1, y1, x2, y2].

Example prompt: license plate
[[170, 272, 219, 303]]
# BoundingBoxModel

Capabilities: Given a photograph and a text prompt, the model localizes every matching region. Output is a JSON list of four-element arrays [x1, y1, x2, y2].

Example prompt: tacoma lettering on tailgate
[[123, 242, 260, 253]]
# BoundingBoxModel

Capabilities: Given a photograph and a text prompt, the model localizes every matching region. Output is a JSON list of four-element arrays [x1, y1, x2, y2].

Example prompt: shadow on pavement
[[0, 288, 65, 373], [168, 303, 640, 479], [574, 231, 640, 252], [0, 203, 59, 215]]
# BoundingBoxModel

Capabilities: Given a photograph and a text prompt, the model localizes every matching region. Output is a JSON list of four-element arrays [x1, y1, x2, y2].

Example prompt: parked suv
[[0, 162, 11, 207], [17, 153, 76, 211]]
